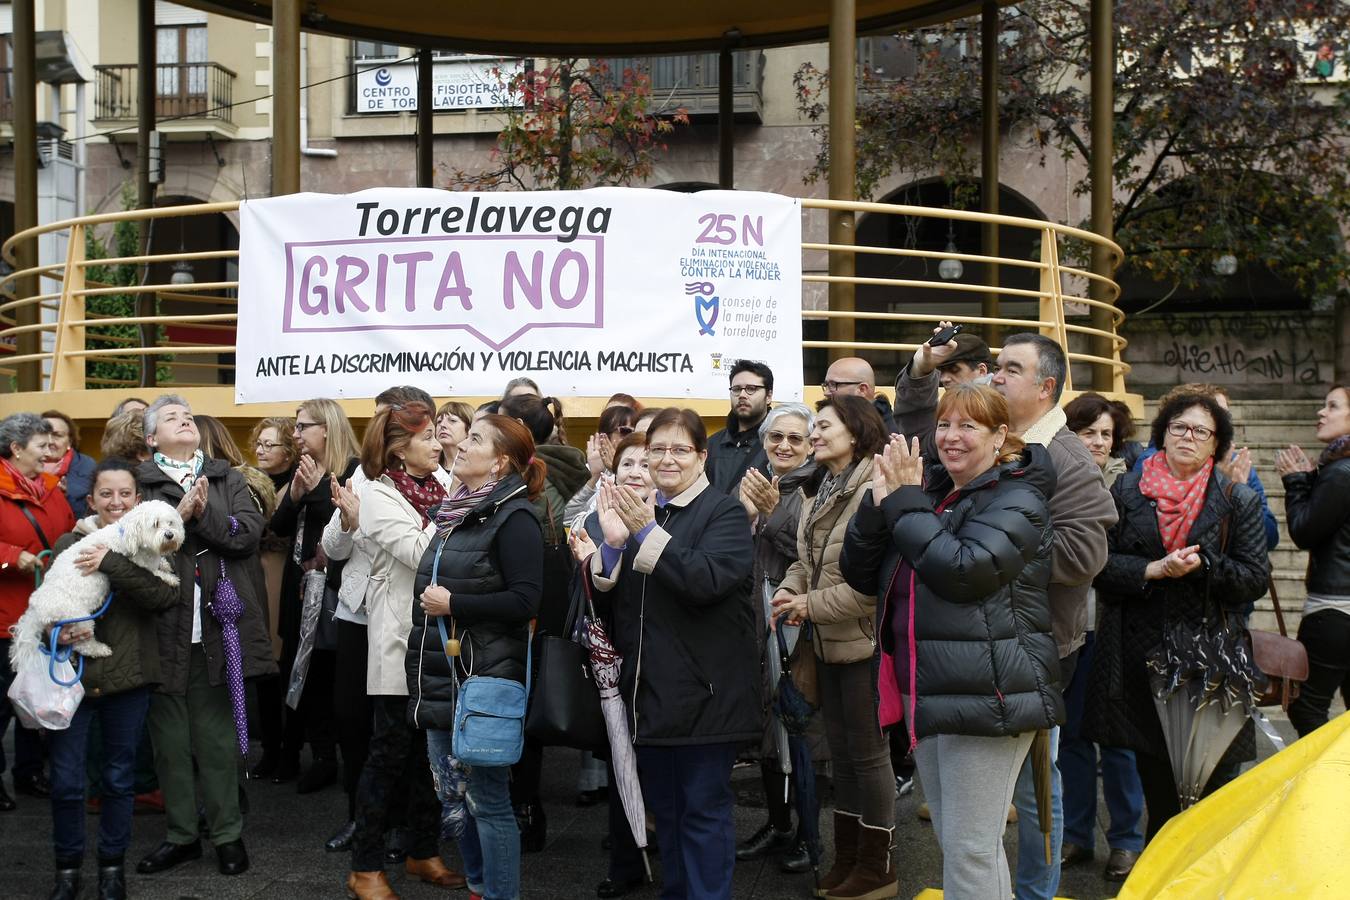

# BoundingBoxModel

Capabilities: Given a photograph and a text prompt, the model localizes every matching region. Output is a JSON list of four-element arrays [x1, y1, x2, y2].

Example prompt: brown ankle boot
[[825, 822, 898, 900], [814, 811, 861, 898], [405, 856, 467, 888], [346, 871, 400, 900]]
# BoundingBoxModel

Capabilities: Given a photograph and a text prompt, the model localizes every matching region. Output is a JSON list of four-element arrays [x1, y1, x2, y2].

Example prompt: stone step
[[1231, 421, 1323, 445]]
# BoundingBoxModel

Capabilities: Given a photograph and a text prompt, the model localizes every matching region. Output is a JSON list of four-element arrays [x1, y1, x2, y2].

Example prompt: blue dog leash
[[42, 592, 115, 687]]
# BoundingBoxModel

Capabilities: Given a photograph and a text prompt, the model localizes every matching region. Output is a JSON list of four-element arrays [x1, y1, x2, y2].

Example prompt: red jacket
[[0, 465, 76, 634]]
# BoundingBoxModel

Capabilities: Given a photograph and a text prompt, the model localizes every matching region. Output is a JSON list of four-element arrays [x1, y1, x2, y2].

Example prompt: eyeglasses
[[730, 384, 766, 396], [294, 421, 323, 433], [766, 431, 807, 448], [254, 441, 286, 451], [821, 380, 862, 393], [646, 445, 696, 461], [1166, 421, 1215, 442], [615, 426, 636, 436]]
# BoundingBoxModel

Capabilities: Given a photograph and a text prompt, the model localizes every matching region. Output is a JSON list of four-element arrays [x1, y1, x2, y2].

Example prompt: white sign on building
[[354, 58, 526, 112]]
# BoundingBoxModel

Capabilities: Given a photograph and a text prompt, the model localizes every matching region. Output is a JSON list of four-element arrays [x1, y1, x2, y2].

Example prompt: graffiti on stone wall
[[1153, 314, 1326, 386]]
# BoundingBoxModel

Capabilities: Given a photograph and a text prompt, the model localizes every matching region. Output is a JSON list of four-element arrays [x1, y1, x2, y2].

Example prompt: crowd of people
[[0, 332, 1345, 900]]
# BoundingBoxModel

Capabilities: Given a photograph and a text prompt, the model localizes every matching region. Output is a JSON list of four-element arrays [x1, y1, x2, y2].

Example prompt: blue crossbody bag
[[431, 539, 534, 767]]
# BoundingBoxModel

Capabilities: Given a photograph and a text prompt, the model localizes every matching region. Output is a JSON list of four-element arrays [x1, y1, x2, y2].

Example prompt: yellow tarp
[[1119, 711, 1350, 899]]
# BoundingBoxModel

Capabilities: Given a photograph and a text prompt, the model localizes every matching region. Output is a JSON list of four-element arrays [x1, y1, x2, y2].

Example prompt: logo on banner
[[374, 69, 392, 87], [686, 281, 718, 336]]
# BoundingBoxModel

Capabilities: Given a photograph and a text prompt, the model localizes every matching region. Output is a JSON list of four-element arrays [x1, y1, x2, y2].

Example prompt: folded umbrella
[[1030, 729, 1054, 865], [762, 579, 792, 788], [580, 578, 651, 882], [209, 560, 250, 757], [284, 568, 325, 711]]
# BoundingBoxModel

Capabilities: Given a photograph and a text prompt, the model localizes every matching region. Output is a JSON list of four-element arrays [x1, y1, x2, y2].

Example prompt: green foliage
[[83, 182, 171, 385], [796, 0, 1350, 298], [446, 60, 690, 191]]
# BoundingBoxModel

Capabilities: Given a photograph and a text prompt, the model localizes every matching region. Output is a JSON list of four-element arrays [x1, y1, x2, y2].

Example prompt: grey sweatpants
[[914, 731, 1034, 900]]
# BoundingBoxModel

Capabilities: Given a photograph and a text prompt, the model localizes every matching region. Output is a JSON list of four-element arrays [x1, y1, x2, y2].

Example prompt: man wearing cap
[[892, 321, 995, 458], [821, 357, 898, 434]]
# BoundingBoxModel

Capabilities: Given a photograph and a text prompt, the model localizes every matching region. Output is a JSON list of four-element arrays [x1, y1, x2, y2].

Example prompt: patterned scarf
[[385, 469, 447, 527], [1139, 452, 1214, 553], [154, 450, 204, 489], [434, 479, 499, 538], [1319, 434, 1350, 467]]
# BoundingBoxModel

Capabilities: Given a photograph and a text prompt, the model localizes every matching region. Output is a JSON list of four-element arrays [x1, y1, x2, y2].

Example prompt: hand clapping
[[332, 477, 360, 532], [600, 479, 655, 541], [290, 454, 325, 500], [177, 476, 208, 523], [739, 468, 780, 519], [569, 527, 597, 563], [1275, 444, 1314, 477], [871, 435, 923, 506]]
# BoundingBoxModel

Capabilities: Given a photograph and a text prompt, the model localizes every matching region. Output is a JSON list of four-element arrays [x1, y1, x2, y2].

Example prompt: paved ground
[[0, 709, 1309, 899]]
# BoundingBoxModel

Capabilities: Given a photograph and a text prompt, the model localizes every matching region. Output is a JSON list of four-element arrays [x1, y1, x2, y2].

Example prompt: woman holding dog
[[44, 458, 181, 900], [134, 395, 275, 879]]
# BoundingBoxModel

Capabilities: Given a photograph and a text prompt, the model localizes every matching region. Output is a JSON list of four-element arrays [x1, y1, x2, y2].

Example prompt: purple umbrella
[[579, 577, 651, 882], [210, 559, 249, 757]]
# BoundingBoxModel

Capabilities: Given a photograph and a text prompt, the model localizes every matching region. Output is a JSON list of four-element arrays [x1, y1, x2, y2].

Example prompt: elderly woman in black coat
[[588, 407, 757, 900], [1083, 392, 1269, 841]]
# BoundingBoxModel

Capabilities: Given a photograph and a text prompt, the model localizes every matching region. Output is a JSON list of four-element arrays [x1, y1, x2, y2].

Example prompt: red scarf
[[385, 469, 447, 527], [43, 448, 73, 478], [1, 457, 50, 502], [1139, 452, 1214, 553]]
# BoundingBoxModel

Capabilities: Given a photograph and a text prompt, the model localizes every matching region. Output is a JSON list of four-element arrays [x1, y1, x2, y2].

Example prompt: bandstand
[[1, 0, 1135, 442]]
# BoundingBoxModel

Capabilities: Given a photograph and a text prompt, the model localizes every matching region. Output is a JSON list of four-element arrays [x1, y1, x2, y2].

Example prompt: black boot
[[49, 867, 81, 900], [515, 801, 547, 853], [96, 863, 126, 900]]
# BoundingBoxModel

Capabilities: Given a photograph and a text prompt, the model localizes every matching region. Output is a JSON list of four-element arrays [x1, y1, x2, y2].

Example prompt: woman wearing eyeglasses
[[246, 416, 299, 782], [270, 399, 361, 791], [588, 408, 757, 900], [1083, 392, 1269, 842], [734, 402, 821, 873]]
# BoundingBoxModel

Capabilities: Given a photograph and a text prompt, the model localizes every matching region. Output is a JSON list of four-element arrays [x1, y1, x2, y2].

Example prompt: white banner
[[354, 59, 525, 112], [235, 187, 804, 403]]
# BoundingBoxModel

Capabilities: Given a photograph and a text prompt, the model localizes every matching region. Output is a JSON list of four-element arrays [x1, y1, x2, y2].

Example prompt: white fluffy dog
[[8, 499, 185, 671]]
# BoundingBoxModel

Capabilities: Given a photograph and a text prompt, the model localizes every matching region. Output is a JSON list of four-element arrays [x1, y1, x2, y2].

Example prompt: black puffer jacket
[[840, 444, 1064, 739], [1282, 453, 1350, 597], [1082, 468, 1269, 763], [405, 475, 542, 730], [588, 474, 760, 746]]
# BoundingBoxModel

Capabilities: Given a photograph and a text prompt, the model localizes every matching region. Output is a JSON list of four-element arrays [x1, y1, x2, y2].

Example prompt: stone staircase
[[1139, 398, 1324, 635]]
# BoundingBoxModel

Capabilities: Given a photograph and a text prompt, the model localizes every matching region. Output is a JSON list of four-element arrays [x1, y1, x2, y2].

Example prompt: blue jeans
[[47, 687, 151, 864], [427, 729, 484, 895], [1012, 725, 1062, 900], [466, 760, 519, 900], [1060, 633, 1144, 853], [637, 742, 738, 900]]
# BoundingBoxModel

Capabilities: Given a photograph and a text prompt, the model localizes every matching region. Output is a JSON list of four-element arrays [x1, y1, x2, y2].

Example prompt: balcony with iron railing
[[93, 62, 237, 137], [599, 51, 764, 120]]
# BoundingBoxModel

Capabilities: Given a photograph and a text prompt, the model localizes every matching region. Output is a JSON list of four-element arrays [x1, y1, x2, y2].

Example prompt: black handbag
[[523, 564, 607, 752]]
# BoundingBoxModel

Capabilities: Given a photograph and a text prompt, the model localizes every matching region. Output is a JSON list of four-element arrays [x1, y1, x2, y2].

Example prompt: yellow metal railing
[[1, 199, 1127, 396]]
